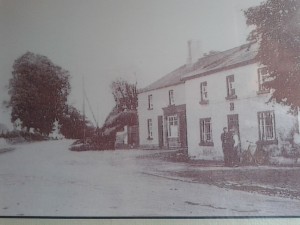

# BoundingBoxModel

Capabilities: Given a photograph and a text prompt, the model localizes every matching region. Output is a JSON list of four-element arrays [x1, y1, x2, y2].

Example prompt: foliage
[[70, 130, 116, 151], [0, 130, 48, 142], [95, 106, 138, 149], [59, 105, 84, 139], [8, 52, 71, 135], [103, 107, 138, 129], [71, 78, 139, 150], [244, 0, 300, 110], [73, 102, 138, 150], [110, 78, 138, 112]]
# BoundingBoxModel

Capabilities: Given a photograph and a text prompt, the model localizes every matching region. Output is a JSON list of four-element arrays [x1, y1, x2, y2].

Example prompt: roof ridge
[[139, 41, 258, 93]]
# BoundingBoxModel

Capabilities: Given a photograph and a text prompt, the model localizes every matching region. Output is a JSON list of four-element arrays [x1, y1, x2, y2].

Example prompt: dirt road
[[1, 140, 300, 216]]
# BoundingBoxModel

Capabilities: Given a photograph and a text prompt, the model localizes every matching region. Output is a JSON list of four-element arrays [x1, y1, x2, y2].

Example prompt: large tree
[[244, 0, 300, 110], [8, 52, 70, 135], [59, 105, 90, 139], [110, 78, 138, 112], [81, 78, 138, 150]]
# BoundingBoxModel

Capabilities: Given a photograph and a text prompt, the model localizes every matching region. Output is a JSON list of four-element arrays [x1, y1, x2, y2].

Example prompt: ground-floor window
[[199, 118, 213, 146], [147, 119, 153, 139], [258, 111, 276, 141], [167, 115, 178, 138]]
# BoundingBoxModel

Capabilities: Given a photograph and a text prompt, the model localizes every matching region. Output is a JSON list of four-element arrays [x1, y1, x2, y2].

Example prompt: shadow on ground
[[138, 150, 300, 200]]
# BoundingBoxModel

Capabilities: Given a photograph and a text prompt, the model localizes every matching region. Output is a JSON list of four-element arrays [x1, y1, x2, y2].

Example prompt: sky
[[0, 0, 263, 129]]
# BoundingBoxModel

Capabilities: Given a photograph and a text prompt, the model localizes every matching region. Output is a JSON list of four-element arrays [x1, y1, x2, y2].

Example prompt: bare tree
[[110, 78, 138, 112]]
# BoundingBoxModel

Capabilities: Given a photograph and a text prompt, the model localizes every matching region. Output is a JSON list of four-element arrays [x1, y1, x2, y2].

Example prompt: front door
[[157, 116, 164, 148]]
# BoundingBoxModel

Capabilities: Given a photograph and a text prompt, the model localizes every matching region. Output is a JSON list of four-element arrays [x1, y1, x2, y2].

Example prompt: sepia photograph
[[1, 0, 300, 218]]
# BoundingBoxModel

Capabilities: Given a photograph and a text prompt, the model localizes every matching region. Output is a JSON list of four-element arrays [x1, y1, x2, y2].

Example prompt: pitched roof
[[138, 64, 188, 93], [139, 42, 258, 93], [182, 42, 258, 81]]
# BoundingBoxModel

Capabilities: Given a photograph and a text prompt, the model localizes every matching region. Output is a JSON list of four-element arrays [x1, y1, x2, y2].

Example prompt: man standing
[[221, 127, 230, 166]]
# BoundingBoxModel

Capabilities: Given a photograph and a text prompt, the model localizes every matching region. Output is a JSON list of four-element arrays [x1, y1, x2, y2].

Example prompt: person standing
[[221, 127, 230, 166]]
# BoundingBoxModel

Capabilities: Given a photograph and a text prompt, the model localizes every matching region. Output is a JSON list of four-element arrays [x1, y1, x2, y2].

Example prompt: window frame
[[167, 115, 179, 138], [147, 119, 153, 140], [257, 67, 270, 94], [225, 75, 237, 100], [257, 110, 277, 145], [169, 90, 175, 106], [200, 81, 209, 104], [230, 102, 234, 111], [199, 118, 214, 146], [148, 94, 153, 110]]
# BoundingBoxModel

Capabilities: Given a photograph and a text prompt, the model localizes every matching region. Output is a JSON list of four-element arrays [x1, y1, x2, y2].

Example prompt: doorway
[[157, 116, 164, 148]]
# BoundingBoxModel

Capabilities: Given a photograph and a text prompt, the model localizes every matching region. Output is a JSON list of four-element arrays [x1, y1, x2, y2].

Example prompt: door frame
[[157, 115, 164, 148]]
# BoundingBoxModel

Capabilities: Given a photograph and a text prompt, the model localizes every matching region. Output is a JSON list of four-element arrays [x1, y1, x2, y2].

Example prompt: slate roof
[[138, 64, 188, 93], [139, 42, 258, 93]]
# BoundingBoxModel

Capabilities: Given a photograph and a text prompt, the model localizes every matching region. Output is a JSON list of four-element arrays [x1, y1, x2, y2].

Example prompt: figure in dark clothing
[[221, 127, 230, 166]]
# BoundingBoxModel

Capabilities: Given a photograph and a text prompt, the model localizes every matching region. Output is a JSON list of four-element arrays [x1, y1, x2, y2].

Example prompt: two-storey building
[[182, 42, 298, 159], [138, 67, 188, 149], [138, 41, 299, 160]]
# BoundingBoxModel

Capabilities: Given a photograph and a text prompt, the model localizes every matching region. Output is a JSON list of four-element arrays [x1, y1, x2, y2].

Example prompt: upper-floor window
[[200, 81, 208, 104], [199, 118, 213, 146], [147, 119, 153, 139], [226, 75, 237, 100], [258, 67, 270, 93], [258, 111, 277, 143], [230, 102, 234, 111], [148, 94, 153, 109], [167, 115, 178, 138], [169, 90, 175, 105]]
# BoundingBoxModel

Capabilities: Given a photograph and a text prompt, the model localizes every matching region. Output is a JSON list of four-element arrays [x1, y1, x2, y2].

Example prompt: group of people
[[221, 127, 240, 167]]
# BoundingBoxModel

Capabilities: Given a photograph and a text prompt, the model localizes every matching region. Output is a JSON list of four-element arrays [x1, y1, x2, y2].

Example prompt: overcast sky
[[0, 0, 263, 128]]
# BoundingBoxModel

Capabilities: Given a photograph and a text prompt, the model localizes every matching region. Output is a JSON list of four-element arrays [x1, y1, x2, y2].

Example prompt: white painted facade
[[137, 42, 298, 160], [185, 62, 298, 160], [138, 83, 185, 148]]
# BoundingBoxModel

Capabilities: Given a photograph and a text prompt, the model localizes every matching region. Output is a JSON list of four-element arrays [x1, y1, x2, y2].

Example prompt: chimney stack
[[187, 40, 202, 66]]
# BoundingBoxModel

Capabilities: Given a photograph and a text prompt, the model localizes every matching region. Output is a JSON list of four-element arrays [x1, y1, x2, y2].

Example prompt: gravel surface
[[139, 150, 300, 200], [1, 141, 300, 216]]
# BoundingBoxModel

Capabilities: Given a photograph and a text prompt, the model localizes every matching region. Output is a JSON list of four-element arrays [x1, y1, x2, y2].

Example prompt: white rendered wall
[[185, 63, 296, 160], [137, 83, 185, 148]]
